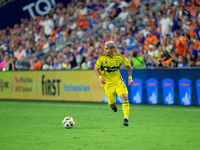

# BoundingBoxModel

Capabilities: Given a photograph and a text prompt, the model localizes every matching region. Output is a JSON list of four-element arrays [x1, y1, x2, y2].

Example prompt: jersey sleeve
[[121, 56, 130, 67], [95, 57, 102, 69]]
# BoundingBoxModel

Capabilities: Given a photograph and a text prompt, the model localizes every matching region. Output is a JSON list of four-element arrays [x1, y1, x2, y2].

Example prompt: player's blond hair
[[105, 41, 116, 48]]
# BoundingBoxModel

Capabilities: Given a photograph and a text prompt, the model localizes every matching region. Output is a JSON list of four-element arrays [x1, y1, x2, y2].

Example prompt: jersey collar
[[107, 53, 116, 59]]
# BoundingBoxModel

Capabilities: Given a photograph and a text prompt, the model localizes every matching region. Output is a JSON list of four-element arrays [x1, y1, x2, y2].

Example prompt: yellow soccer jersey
[[95, 53, 130, 84]]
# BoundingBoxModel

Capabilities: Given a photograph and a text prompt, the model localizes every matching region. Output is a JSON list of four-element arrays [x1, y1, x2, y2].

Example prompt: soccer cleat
[[123, 118, 129, 127], [112, 106, 117, 112]]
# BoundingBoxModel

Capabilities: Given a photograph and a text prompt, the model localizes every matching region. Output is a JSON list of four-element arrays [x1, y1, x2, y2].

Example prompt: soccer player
[[94, 41, 133, 126]]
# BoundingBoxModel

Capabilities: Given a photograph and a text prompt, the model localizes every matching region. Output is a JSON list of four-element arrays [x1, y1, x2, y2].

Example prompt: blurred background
[[1, 0, 200, 71], [0, 0, 200, 105]]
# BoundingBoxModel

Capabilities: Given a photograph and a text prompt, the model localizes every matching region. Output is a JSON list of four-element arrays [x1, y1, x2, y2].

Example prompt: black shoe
[[123, 118, 129, 127], [112, 106, 117, 112]]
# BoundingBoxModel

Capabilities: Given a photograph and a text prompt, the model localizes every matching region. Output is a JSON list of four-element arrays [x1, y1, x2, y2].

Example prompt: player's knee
[[120, 94, 128, 101]]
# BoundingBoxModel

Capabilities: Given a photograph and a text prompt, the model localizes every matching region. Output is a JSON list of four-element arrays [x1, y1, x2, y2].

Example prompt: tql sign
[[22, 0, 55, 17]]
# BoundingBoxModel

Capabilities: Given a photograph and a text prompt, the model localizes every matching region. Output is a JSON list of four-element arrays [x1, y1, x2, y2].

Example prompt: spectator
[[76, 27, 84, 38], [174, 30, 189, 56], [6, 56, 15, 71], [144, 31, 159, 51], [63, 45, 77, 69], [42, 56, 53, 70], [159, 12, 173, 37], [188, 42, 198, 61], [147, 57, 157, 68], [80, 56, 89, 69], [170, 14, 179, 33], [52, 57, 61, 70], [170, 52, 188, 68], [148, 45, 159, 58], [42, 39, 50, 54], [16, 45, 26, 60], [117, 8, 129, 20], [131, 51, 146, 69], [39, 15, 54, 36], [1, 0, 200, 70], [29, 55, 41, 70], [160, 51, 173, 68], [0, 55, 9, 71], [130, 39, 140, 51]]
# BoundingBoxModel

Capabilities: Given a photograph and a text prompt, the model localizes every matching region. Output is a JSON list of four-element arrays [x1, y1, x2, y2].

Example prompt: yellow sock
[[122, 100, 129, 118]]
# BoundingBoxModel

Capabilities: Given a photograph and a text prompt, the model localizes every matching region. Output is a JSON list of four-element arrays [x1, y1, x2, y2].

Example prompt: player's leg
[[116, 80, 129, 126], [120, 94, 129, 126], [104, 84, 117, 112], [109, 102, 117, 112]]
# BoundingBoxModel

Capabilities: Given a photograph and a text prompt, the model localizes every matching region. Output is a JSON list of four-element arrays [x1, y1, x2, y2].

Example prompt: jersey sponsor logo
[[101, 66, 120, 73]]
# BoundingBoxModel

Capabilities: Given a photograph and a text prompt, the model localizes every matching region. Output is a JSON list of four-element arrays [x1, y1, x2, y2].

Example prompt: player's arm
[[183, 43, 187, 57], [65, 55, 73, 63], [94, 68, 106, 85], [94, 57, 106, 85], [127, 64, 133, 86], [122, 56, 133, 86]]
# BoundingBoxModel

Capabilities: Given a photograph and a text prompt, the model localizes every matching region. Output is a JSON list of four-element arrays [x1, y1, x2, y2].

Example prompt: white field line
[[0, 101, 200, 112]]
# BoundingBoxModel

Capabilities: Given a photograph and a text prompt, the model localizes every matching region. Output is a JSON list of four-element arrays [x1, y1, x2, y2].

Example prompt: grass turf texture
[[0, 101, 200, 150]]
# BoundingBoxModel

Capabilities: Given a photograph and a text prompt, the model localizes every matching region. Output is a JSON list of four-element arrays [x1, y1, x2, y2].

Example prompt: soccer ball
[[62, 116, 75, 129]]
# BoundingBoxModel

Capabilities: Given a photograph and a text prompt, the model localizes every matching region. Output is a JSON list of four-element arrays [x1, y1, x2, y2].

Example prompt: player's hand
[[128, 79, 133, 86], [100, 78, 106, 85]]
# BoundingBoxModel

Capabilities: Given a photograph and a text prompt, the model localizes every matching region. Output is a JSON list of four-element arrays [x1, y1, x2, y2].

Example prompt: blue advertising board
[[130, 78, 142, 104], [178, 78, 191, 105], [196, 79, 200, 106], [162, 78, 174, 105], [146, 78, 158, 104], [117, 68, 200, 105]]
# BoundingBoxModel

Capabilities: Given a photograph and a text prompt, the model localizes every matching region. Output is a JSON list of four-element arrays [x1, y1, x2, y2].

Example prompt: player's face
[[104, 45, 114, 56]]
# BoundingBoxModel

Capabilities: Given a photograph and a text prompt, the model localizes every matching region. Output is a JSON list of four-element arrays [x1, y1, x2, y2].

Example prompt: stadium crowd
[[1, 0, 200, 71]]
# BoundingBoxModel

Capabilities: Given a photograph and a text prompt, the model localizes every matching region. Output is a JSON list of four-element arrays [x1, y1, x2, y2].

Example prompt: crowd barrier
[[0, 69, 200, 105]]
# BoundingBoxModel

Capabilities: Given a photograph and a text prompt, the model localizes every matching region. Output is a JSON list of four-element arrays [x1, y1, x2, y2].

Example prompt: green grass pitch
[[0, 100, 200, 150]]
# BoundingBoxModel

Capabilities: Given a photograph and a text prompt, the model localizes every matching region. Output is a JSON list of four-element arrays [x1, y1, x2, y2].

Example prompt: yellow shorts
[[104, 79, 128, 105]]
